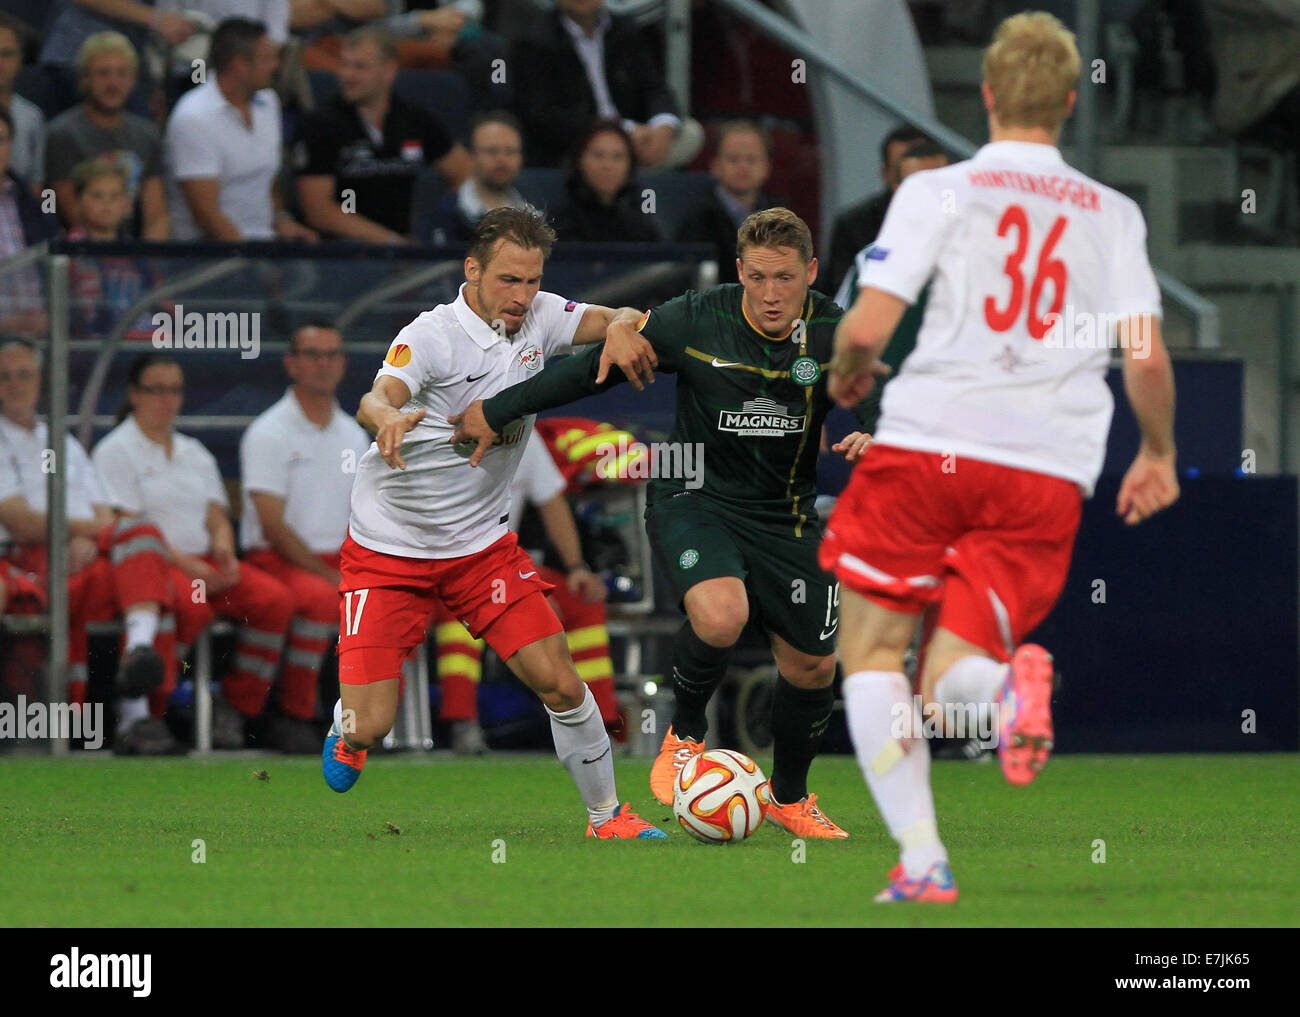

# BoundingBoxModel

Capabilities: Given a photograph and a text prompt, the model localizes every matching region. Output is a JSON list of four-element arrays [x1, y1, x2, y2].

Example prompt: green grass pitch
[[4, 753, 1296, 927]]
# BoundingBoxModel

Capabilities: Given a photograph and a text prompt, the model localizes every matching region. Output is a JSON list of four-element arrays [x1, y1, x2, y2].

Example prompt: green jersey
[[483, 284, 844, 535]]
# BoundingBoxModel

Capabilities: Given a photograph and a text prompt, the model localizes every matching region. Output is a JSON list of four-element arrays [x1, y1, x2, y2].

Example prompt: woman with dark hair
[[550, 118, 661, 243], [92, 354, 296, 749]]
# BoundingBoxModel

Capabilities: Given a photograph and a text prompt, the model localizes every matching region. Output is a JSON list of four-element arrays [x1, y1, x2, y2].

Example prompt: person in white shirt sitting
[[0, 339, 178, 754], [239, 322, 371, 752], [92, 352, 297, 749]]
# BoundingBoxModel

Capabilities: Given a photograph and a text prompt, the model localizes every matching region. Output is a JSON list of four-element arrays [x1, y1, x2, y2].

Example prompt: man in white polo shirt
[[164, 17, 315, 242], [240, 321, 371, 752]]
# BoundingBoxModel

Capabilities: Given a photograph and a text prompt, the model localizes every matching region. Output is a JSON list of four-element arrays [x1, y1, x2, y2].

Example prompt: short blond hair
[[77, 31, 138, 78], [736, 207, 813, 264], [982, 12, 1080, 133], [71, 157, 128, 197]]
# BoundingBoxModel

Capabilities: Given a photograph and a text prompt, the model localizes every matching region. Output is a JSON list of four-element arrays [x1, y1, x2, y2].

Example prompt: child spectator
[[66, 158, 162, 340]]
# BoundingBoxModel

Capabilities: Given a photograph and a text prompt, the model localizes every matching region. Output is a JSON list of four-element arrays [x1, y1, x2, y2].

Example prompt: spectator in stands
[[421, 109, 527, 245], [165, 17, 317, 242], [45, 32, 169, 239], [239, 321, 371, 752], [292, 1, 507, 108], [0, 338, 180, 754], [435, 430, 618, 754], [39, 0, 200, 116], [0, 106, 57, 339], [675, 119, 780, 262], [92, 352, 299, 749], [551, 117, 659, 242], [509, 0, 703, 169], [66, 159, 165, 340], [295, 24, 468, 243], [0, 14, 44, 196], [825, 124, 926, 288]]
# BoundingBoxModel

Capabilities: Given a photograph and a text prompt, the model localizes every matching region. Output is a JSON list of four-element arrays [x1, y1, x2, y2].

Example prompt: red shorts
[[337, 531, 562, 685], [820, 444, 1082, 662]]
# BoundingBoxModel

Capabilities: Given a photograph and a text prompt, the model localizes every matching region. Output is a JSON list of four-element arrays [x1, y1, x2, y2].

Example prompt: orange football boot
[[586, 803, 668, 839], [649, 726, 705, 805], [759, 786, 849, 839]]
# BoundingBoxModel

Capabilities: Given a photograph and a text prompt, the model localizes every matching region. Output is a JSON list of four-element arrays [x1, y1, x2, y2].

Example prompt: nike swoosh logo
[[581, 746, 611, 765], [711, 358, 741, 368], [466, 372, 490, 382], [518, 570, 536, 579], [820, 625, 838, 640]]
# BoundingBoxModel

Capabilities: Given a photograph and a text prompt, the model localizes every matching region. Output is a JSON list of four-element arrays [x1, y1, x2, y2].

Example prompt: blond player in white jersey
[[820, 12, 1179, 901], [322, 207, 668, 839]]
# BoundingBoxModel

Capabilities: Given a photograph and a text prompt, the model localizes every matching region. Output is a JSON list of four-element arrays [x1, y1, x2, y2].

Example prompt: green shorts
[[645, 491, 839, 657]]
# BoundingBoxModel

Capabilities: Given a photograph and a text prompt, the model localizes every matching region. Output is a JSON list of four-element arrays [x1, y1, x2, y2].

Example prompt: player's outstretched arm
[[358, 375, 426, 470], [1116, 314, 1178, 525], [448, 342, 639, 467], [828, 286, 904, 407]]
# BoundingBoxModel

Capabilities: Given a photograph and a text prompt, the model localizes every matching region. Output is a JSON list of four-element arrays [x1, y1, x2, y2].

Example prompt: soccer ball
[[673, 748, 768, 844]]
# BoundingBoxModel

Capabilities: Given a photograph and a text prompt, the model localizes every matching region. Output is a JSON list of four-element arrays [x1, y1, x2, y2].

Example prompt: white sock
[[117, 696, 149, 733], [547, 685, 618, 826], [333, 698, 344, 733], [843, 670, 947, 878], [932, 655, 1007, 745], [124, 607, 159, 650]]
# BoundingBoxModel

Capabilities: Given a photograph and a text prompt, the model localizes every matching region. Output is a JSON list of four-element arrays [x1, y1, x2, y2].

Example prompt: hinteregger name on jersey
[[968, 169, 1102, 211]]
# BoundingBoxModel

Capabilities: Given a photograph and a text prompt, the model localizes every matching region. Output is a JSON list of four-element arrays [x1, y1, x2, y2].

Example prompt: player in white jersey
[[323, 206, 667, 838], [820, 12, 1179, 901]]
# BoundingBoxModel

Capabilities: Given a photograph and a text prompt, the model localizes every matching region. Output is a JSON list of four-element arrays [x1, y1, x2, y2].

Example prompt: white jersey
[[240, 388, 372, 554], [860, 140, 1162, 495], [347, 284, 589, 559], [0, 417, 106, 545], [91, 415, 229, 555]]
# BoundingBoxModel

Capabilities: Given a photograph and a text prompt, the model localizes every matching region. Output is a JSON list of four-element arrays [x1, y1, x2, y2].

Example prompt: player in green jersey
[[452, 208, 886, 839]]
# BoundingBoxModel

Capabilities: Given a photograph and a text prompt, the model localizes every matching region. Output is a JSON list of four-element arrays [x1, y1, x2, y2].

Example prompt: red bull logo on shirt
[[518, 345, 542, 370]]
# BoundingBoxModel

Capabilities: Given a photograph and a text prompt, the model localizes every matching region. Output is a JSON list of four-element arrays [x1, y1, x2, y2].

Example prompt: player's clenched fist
[[376, 408, 426, 469], [448, 400, 497, 468], [1116, 447, 1179, 525]]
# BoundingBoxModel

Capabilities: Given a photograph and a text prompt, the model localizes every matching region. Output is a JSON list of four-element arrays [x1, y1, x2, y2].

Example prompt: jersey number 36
[[984, 203, 1068, 340]]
